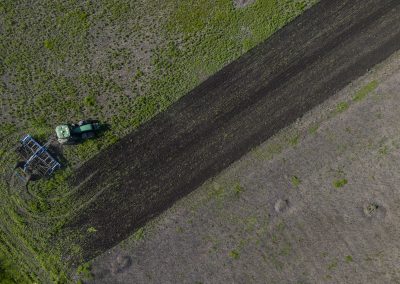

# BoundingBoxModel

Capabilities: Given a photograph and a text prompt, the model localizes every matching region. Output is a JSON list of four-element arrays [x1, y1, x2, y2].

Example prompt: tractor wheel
[[82, 132, 95, 139], [14, 161, 25, 169], [15, 146, 24, 156], [31, 169, 41, 181]]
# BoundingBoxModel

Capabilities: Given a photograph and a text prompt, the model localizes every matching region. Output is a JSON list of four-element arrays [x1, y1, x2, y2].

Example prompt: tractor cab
[[55, 124, 71, 144]]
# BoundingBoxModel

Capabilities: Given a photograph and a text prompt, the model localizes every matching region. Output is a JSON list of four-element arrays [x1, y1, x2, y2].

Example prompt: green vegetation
[[290, 176, 301, 187], [378, 145, 388, 155], [133, 228, 145, 241], [87, 227, 97, 233], [327, 259, 338, 270], [353, 80, 379, 102], [336, 102, 349, 113], [84, 95, 96, 107], [288, 133, 300, 146], [229, 249, 240, 259], [333, 178, 348, 188], [233, 183, 245, 197], [345, 255, 353, 263], [0, 255, 31, 284], [331, 80, 379, 119], [77, 262, 92, 279], [308, 124, 319, 134], [0, 0, 317, 281], [267, 143, 284, 157]]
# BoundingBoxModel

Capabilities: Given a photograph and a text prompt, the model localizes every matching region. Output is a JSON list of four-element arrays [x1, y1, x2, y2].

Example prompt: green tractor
[[55, 120, 101, 145]]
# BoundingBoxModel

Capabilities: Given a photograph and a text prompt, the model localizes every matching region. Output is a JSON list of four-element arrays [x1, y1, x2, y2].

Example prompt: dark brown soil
[[67, 0, 400, 261]]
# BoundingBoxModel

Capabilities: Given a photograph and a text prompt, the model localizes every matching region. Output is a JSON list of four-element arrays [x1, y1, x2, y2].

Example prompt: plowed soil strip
[[68, 0, 400, 259]]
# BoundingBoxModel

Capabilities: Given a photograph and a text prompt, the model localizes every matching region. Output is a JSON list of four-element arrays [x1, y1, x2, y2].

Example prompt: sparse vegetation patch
[[229, 249, 240, 259], [333, 178, 348, 188], [291, 176, 301, 187], [336, 102, 349, 113], [352, 80, 379, 102], [345, 255, 353, 263]]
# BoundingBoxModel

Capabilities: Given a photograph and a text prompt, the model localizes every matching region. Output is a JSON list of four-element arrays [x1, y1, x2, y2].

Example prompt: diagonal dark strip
[[66, 0, 400, 261]]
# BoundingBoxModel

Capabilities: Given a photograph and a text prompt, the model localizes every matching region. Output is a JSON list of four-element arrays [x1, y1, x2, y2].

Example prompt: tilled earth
[[67, 0, 400, 262]]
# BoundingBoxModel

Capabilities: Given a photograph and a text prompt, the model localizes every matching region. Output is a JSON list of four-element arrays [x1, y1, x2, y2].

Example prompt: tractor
[[55, 120, 101, 145]]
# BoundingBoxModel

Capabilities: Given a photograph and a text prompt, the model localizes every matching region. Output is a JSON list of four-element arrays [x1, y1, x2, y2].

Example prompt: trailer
[[15, 134, 61, 183]]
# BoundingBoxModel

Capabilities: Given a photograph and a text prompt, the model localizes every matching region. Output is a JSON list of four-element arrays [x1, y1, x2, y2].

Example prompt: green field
[[0, 0, 316, 282]]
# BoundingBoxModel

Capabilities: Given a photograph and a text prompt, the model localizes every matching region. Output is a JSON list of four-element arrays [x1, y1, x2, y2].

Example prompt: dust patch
[[233, 0, 256, 8]]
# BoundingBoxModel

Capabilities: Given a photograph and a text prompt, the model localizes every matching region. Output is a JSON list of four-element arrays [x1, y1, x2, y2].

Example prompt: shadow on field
[[66, 0, 400, 261]]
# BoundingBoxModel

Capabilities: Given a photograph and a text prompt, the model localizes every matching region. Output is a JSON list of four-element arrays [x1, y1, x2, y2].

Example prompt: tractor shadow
[[96, 122, 111, 138]]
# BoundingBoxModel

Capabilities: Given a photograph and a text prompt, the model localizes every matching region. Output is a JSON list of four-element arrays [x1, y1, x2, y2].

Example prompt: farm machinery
[[14, 135, 61, 184], [13, 120, 101, 184], [55, 120, 101, 145]]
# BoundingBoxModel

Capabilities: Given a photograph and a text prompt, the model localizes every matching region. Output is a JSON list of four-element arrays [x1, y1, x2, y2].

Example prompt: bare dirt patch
[[233, 0, 255, 8]]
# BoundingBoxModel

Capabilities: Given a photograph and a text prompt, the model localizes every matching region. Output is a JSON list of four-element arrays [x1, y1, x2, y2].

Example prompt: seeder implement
[[14, 135, 61, 183]]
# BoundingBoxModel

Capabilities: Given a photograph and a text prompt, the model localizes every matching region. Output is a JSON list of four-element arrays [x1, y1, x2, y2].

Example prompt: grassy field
[[0, 0, 316, 282]]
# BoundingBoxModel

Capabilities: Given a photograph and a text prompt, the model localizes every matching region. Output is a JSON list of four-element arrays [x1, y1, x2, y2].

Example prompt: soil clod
[[363, 202, 386, 220], [364, 203, 379, 216]]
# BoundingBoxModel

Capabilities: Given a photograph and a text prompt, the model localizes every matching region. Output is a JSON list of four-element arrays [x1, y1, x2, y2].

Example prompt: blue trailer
[[15, 135, 61, 182]]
